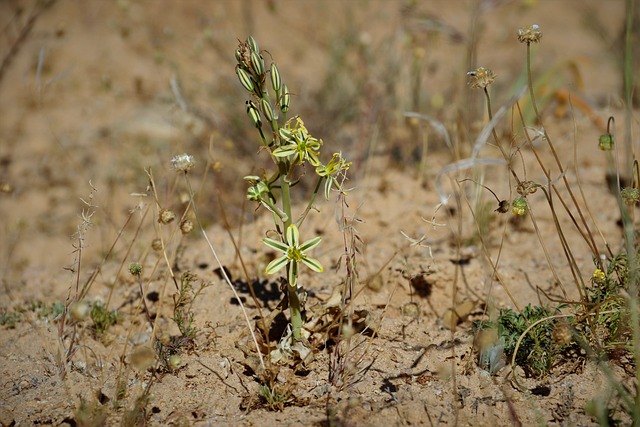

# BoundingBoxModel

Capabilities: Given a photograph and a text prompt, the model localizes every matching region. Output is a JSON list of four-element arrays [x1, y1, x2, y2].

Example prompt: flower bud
[[128, 262, 143, 276], [270, 63, 281, 92], [260, 98, 275, 122], [247, 35, 258, 53], [246, 100, 262, 128], [236, 67, 254, 92], [250, 51, 264, 76], [279, 84, 290, 113]]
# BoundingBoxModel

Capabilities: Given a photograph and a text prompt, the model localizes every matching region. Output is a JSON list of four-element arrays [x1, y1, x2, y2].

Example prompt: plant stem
[[279, 171, 303, 340]]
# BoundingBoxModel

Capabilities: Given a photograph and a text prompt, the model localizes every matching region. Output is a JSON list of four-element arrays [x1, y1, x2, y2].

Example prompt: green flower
[[315, 152, 352, 199], [263, 224, 323, 288], [273, 117, 322, 166]]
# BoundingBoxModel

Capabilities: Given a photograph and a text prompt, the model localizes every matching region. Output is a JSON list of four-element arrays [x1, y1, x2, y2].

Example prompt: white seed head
[[170, 153, 196, 172]]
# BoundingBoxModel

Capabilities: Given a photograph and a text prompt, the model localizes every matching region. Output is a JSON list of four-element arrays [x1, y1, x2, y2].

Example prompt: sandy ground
[[0, 1, 637, 425]]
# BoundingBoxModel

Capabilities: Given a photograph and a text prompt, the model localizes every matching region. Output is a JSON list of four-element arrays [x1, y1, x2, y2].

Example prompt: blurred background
[[0, 0, 633, 280]]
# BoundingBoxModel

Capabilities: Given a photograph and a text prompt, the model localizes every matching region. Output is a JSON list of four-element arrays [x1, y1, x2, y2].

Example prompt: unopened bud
[[280, 84, 290, 113], [250, 51, 265, 77], [270, 63, 281, 92], [246, 100, 262, 128], [260, 98, 275, 122], [247, 35, 258, 53], [236, 67, 254, 92]]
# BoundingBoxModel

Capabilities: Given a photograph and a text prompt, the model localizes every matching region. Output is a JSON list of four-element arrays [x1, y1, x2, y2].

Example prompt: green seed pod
[[250, 51, 265, 77], [247, 35, 258, 53], [270, 63, 281, 92], [280, 84, 290, 113], [236, 67, 254, 92], [260, 98, 275, 122], [246, 100, 262, 128], [598, 133, 614, 151]]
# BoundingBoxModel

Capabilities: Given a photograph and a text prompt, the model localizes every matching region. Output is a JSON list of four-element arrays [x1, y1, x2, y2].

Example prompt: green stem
[[296, 175, 324, 229], [526, 42, 541, 122], [280, 170, 303, 340]]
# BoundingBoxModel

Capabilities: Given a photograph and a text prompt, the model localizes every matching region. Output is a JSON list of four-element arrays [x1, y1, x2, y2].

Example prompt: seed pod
[[158, 208, 176, 224], [260, 98, 275, 122], [247, 35, 258, 53], [179, 219, 193, 234], [280, 84, 290, 113], [236, 67, 254, 92], [250, 51, 265, 77], [270, 63, 281, 92], [246, 100, 262, 128]]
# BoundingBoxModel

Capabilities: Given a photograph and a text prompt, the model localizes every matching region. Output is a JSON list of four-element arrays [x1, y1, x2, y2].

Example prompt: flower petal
[[300, 236, 321, 252], [262, 237, 288, 253], [265, 255, 289, 275], [272, 145, 298, 158], [301, 256, 323, 273], [288, 260, 298, 287], [286, 224, 299, 247]]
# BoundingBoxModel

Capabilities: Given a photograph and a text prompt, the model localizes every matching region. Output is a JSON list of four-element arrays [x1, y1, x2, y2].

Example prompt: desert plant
[[234, 36, 351, 342]]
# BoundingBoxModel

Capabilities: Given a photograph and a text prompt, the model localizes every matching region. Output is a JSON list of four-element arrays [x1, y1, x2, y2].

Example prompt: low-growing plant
[[0, 309, 20, 327], [476, 304, 570, 378], [172, 271, 210, 341], [90, 301, 119, 336]]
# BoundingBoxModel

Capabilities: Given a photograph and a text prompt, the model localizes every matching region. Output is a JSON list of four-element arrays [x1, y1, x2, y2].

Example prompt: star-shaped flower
[[273, 117, 322, 166], [263, 224, 323, 287]]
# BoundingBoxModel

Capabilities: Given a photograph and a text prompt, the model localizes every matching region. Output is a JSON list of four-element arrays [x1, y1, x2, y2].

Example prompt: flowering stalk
[[235, 36, 351, 340]]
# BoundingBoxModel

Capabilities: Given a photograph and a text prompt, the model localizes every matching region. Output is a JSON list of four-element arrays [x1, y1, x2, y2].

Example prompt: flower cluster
[[467, 67, 496, 89], [517, 24, 542, 44]]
